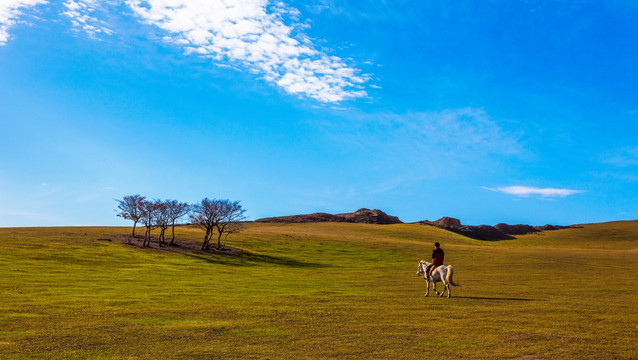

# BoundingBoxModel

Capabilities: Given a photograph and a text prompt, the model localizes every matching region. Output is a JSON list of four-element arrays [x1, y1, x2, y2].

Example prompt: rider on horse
[[425, 242, 444, 279]]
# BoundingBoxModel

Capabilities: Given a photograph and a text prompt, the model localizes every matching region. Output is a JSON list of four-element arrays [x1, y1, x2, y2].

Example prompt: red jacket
[[431, 247, 444, 266]]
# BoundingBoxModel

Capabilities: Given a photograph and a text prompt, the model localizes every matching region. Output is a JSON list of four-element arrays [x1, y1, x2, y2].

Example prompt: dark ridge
[[494, 223, 540, 235], [420, 217, 575, 241], [255, 212, 344, 223], [422, 217, 507, 241], [535, 224, 578, 231], [457, 225, 514, 241], [255, 208, 403, 224]]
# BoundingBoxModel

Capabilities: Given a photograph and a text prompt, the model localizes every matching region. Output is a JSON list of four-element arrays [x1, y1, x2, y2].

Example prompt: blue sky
[[1, 0, 637, 227]]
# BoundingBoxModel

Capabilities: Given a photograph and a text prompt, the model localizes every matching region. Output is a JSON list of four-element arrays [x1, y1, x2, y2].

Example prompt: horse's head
[[416, 260, 429, 276]]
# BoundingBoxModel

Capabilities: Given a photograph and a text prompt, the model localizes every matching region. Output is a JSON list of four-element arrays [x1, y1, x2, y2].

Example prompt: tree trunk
[[144, 226, 151, 247], [217, 231, 223, 250], [201, 228, 210, 251], [170, 221, 176, 245], [132, 221, 137, 237]]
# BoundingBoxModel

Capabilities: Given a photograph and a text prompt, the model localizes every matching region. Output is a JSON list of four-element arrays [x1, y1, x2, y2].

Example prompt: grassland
[[0, 221, 637, 359]]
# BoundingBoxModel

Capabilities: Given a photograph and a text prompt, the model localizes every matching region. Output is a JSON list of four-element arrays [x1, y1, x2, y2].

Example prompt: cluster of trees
[[116, 195, 246, 251]]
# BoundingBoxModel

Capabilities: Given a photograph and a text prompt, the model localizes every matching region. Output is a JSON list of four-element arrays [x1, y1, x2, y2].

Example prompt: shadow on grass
[[453, 296, 538, 301], [113, 235, 328, 268], [181, 252, 328, 268]]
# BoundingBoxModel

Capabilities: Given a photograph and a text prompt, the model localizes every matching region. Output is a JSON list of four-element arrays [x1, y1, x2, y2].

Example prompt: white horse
[[416, 260, 460, 298]]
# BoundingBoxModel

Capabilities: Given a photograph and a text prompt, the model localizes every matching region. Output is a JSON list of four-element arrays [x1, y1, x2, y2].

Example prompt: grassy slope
[[0, 222, 636, 359]]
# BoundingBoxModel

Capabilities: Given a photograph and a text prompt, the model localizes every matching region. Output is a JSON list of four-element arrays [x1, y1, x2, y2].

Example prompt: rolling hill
[[0, 220, 636, 359]]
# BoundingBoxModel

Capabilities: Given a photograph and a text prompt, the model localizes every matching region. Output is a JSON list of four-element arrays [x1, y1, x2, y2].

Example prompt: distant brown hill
[[255, 208, 403, 224], [421, 217, 576, 241]]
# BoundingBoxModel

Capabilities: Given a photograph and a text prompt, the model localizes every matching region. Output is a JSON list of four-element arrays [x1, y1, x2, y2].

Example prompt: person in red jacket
[[425, 242, 444, 278]]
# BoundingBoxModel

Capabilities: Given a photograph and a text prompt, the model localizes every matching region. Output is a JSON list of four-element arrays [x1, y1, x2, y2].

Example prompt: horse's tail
[[446, 266, 460, 287]]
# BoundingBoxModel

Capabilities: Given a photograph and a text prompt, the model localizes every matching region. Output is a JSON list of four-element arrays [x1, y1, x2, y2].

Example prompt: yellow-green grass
[[0, 221, 636, 359]]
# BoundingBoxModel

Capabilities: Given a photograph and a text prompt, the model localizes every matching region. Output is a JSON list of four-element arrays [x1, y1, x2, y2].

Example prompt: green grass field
[[1, 221, 637, 359]]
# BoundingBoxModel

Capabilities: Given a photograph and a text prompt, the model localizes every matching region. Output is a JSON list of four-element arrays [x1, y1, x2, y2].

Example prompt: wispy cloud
[[484, 186, 585, 198], [391, 108, 523, 157], [311, 107, 526, 185], [326, 107, 523, 168], [595, 146, 638, 183], [601, 146, 638, 167], [0, 0, 47, 45], [125, 0, 368, 102], [61, 0, 114, 37], [0, 209, 48, 217]]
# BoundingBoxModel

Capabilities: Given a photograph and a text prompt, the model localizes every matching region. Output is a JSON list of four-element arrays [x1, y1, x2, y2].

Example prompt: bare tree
[[115, 195, 146, 241], [190, 198, 246, 251], [165, 200, 191, 246], [154, 201, 171, 247], [116, 196, 244, 251], [140, 200, 161, 247], [213, 200, 246, 250], [189, 198, 218, 251], [222, 221, 245, 248]]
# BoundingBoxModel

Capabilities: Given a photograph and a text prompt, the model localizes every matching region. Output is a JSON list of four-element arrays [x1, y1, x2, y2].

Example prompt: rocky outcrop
[[336, 208, 403, 224], [421, 217, 513, 241], [255, 208, 402, 224], [421, 216, 574, 240], [255, 212, 343, 223], [425, 216, 462, 229]]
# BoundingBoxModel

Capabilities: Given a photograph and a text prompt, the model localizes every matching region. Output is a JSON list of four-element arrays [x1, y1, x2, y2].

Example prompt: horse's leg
[[441, 271, 450, 297], [443, 280, 450, 298], [439, 282, 449, 297], [425, 277, 430, 297], [433, 280, 439, 296]]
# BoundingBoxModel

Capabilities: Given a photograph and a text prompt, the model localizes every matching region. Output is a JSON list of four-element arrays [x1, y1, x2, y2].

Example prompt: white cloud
[[61, 0, 114, 37], [484, 186, 585, 198], [0, 0, 47, 45], [125, 0, 368, 102], [1, 0, 369, 102]]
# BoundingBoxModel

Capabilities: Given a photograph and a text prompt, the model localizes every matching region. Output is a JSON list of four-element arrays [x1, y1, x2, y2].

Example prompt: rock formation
[[255, 208, 403, 224], [421, 216, 574, 241], [494, 223, 540, 235]]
